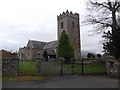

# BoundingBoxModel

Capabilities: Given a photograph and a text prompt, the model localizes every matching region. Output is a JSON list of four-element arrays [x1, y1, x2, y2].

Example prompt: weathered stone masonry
[[2, 59, 19, 76]]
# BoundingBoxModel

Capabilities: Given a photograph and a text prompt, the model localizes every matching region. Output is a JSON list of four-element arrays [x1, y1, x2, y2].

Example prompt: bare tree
[[83, 0, 120, 61], [83, 0, 120, 34]]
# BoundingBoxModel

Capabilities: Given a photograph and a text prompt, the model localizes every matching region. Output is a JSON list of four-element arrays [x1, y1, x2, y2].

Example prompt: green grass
[[2, 76, 46, 82], [74, 64, 106, 73], [18, 61, 36, 75], [76, 59, 98, 63]]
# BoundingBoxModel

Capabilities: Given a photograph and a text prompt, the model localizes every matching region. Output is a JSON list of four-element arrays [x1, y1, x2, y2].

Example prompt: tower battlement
[[57, 10, 79, 20]]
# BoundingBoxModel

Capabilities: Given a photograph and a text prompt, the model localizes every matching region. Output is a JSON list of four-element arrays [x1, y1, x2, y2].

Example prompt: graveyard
[[1, 0, 120, 88]]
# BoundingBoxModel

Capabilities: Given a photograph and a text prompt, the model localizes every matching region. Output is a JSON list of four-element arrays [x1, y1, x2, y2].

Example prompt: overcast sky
[[0, 0, 104, 54]]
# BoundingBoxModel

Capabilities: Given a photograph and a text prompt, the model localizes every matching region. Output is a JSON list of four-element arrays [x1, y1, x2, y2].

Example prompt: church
[[18, 10, 81, 61]]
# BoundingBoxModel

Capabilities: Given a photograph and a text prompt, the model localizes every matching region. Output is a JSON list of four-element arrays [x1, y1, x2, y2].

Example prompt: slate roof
[[44, 40, 58, 49], [19, 47, 25, 53], [46, 50, 56, 55], [29, 40, 46, 49]]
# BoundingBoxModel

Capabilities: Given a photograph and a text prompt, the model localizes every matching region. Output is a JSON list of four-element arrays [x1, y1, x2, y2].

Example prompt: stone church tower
[[57, 10, 81, 59]]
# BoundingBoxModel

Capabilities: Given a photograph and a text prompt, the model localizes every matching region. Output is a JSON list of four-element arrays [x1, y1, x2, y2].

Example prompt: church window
[[61, 22, 63, 28], [72, 22, 75, 28]]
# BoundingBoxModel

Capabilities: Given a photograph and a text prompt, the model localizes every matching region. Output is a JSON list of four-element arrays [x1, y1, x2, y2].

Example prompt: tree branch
[[95, 20, 112, 27], [86, 17, 112, 27], [89, 0, 111, 10], [114, 2, 118, 8], [115, 4, 120, 11], [107, 1, 113, 11]]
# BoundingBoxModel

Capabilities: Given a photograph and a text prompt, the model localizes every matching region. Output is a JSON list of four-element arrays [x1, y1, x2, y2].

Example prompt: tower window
[[72, 22, 74, 28], [61, 22, 63, 28]]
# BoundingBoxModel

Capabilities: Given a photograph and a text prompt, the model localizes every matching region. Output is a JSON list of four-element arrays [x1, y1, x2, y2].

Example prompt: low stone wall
[[2, 59, 19, 76], [106, 59, 120, 77]]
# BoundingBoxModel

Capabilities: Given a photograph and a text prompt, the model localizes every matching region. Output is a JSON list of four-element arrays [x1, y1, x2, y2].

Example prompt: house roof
[[44, 40, 58, 49], [29, 40, 46, 49], [26, 40, 58, 50], [19, 47, 25, 51]]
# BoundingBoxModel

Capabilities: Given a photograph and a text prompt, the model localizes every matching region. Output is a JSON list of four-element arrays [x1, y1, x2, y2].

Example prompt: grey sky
[[0, 0, 104, 54]]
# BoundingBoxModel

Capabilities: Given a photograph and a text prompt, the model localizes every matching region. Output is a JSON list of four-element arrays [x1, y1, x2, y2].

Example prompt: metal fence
[[79, 58, 107, 75], [17, 58, 107, 76]]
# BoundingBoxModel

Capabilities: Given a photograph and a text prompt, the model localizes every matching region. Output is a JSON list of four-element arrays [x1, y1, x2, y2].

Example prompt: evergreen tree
[[87, 53, 95, 58], [57, 30, 74, 64], [103, 27, 120, 61]]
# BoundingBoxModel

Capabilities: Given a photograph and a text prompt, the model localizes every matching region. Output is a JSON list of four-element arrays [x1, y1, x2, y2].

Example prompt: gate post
[[71, 57, 75, 75], [81, 58, 84, 75], [36, 57, 42, 76], [60, 58, 63, 76]]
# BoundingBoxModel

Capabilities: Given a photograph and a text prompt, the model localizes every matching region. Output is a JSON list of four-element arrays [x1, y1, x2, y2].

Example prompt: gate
[[18, 58, 107, 76], [40, 61, 60, 76], [80, 58, 107, 75], [40, 60, 71, 76], [56, 58, 107, 75]]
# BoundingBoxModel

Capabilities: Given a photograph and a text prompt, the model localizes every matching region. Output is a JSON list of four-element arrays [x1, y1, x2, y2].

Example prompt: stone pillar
[[2, 59, 18, 76], [112, 61, 119, 77], [105, 59, 111, 75], [36, 57, 42, 76], [106, 59, 120, 77]]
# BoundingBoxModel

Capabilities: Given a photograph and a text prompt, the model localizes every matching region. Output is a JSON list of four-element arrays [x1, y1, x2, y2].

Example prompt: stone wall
[[32, 49, 44, 61], [106, 59, 120, 77], [2, 59, 19, 76]]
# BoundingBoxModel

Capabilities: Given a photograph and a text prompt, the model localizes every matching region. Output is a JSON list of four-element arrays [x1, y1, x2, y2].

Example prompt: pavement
[[2, 75, 119, 88]]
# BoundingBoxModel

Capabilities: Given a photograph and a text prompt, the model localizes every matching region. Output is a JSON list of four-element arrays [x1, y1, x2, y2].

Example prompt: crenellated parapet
[[57, 10, 79, 20]]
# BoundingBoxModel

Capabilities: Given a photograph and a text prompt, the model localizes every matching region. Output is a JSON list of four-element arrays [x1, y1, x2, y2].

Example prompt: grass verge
[[2, 76, 47, 82]]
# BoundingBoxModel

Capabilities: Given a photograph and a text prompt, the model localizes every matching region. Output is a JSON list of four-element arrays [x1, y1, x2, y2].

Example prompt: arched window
[[72, 22, 74, 28], [61, 22, 63, 28]]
